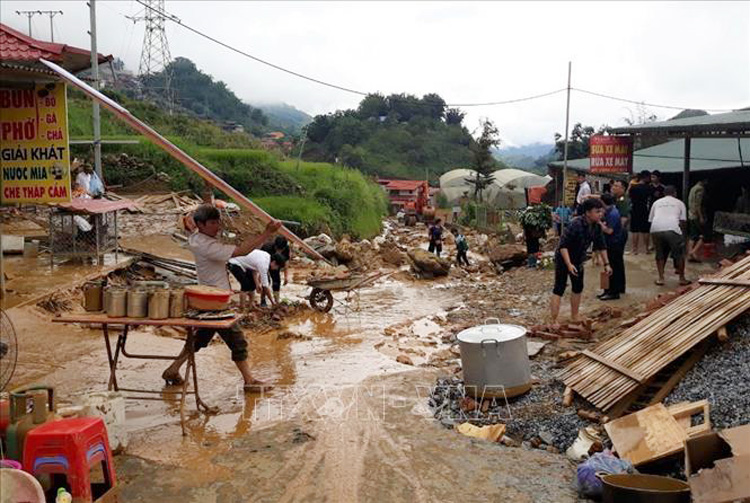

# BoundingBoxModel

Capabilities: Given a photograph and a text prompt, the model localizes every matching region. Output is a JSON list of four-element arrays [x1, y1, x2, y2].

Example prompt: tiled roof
[[386, 180, 425, 191], [0, 22, 110, 73]]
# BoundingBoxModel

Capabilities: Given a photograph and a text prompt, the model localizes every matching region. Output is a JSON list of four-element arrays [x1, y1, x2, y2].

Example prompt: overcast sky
[[3, 1, 749, 146]]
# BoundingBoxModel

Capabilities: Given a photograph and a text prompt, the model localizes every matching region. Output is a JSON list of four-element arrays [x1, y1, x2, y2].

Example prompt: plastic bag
[[576, 450, 635, 499]]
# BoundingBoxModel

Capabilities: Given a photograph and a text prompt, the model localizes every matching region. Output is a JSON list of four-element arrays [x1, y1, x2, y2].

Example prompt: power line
[[572, 87, 735, 113], [132, 0, 738, 114], [133, 0, 565, 108]]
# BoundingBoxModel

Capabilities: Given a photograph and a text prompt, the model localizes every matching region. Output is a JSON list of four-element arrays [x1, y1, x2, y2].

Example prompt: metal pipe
[[40, 59, 325, 261], [561, 61, 572, 230]]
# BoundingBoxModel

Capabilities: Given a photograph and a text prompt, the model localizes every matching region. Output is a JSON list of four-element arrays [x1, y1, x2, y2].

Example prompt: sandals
[[679, 279, 692, 286], [162, 370, 184, 386], [654, 279, 665, 286]]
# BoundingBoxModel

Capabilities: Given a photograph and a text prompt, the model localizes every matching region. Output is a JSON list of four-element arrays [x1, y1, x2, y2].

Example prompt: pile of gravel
[[665, 316, 750, 429], [429, 361, 587, 452]]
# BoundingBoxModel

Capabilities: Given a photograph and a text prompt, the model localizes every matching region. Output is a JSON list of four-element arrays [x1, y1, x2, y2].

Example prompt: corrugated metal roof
[[609, 110, 750, 135], [549, 138, 750, 174]]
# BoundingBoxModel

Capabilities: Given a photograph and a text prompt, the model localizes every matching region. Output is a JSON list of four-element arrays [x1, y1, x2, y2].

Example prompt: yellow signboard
[[1, 83, 71, 204]]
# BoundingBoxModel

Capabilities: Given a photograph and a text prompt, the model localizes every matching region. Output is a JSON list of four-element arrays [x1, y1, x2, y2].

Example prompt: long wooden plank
[[648, 341, 711, 406], [581, 350, 646, 383], [561, 255, 750, 409], [53, 313, 242, 330], [40, 59, 326, 263], [698, 278, 750, 287]]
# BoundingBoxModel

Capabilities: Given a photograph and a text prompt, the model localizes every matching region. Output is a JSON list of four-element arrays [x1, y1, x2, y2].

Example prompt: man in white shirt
[[228, 249, 285, 308], [75, 165, 93, 195], [162, 204, 281, 393], [575, 173, 592, 214], [649, 185, 689, 286]]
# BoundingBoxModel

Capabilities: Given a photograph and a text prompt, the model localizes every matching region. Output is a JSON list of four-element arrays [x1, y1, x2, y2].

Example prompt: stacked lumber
[[107, 192, 202, 214], [560, 255, 750, 411]]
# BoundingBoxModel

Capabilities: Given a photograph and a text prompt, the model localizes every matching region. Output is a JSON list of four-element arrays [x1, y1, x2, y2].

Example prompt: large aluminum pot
[[456, 318, 531, 398]]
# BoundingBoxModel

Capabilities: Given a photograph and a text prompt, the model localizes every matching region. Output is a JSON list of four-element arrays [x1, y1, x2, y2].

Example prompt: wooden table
[[52, 313, 243, 435]]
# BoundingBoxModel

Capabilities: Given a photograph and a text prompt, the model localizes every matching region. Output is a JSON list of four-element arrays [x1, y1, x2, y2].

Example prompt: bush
[[254, 196, 334, 237]]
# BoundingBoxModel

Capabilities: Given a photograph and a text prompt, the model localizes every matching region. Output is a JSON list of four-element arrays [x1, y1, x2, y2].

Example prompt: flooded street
[[4, 214, 719, 502]]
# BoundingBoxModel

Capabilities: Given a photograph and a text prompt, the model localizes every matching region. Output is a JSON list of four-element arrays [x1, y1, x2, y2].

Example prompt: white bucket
[[72, 391, 128, 452]]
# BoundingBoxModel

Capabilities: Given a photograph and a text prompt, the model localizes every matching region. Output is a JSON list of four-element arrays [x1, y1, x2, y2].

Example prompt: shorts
[[552, 255, 584, 296], [651, 231, 685, 263], [228, 263, 257, 292], [688, 219, 704, 241], [194, 324, 248, 362]]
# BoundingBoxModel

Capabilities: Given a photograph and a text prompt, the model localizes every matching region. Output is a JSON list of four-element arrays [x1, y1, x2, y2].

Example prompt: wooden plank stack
[[560, 255, 750, 411]]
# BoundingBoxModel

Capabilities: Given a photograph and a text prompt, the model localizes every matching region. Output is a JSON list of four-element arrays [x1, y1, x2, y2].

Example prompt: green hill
[[66, 89, 386, 238], [302, 93, 478, 181], [256, 102, 312, 134]]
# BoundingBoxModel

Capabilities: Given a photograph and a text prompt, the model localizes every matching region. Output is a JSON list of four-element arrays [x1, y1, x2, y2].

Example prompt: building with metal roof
[[609, 110, 750, 137]]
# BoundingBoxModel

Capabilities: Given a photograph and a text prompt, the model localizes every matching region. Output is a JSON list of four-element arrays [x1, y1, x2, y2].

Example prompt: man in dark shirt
[[260, 235, 290, 306], [550, 198, 611, 322], [598, 193, 627, 300], [650, 170, 666, 202], [428, 219, 444, 256], [628, 170, 652, 254]]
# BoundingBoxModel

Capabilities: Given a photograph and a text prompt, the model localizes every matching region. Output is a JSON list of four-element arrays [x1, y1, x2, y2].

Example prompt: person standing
[[598, 193, 627, 300], [612, 179, 631, 231], [650, 170, 666, 202], [428, 219, 444, 256], [553, 205, 573, 236], [452, 228, 470, 267], [687, 179, 707, 262], [550, 198, 611, 322], [162, 204, 281, 392], [575, 173, 592, 215], [261, 236, 291, 306], [649, 186, 690, 286], [628, 170, 652, 254]]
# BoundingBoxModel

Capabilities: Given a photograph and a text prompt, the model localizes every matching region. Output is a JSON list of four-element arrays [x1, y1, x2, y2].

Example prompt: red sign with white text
[[589, 135, 633, 174]]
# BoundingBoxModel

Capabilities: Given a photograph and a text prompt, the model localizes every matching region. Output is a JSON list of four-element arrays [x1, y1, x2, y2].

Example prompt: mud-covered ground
[[2, 213, 718, 502]]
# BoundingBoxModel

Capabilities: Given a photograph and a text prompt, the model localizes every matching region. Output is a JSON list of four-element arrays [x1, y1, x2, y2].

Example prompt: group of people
[[550, 170, 709, 322], [72, 160, 105, 199], [427, 218, 471, 267]]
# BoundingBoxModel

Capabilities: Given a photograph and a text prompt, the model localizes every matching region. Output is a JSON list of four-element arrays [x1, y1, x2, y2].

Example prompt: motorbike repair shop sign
[[589, 135, 633, 174], [1, 82, 71, 204]]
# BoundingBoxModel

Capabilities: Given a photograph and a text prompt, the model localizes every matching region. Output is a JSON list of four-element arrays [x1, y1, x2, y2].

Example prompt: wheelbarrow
[[307, 271, 392, 313]]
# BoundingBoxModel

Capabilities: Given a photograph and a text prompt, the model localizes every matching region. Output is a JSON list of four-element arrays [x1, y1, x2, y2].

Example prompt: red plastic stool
[[23, 417, 116, 503]]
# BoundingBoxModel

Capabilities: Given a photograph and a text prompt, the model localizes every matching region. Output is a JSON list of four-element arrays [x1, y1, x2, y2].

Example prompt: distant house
[[264, 131, 285, 140], [378, 179, 429, 212]]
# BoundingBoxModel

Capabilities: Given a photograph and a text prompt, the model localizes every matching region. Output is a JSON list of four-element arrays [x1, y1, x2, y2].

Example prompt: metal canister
[[127, 289, 148, 318], [170, 289, 185, 318], [148, 289, 170, 320], [83, 280, 104, 312], [105, 288, 127, 318]]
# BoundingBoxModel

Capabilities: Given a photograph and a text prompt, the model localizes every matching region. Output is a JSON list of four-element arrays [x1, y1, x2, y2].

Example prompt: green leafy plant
[[518, 203, 553, 231]]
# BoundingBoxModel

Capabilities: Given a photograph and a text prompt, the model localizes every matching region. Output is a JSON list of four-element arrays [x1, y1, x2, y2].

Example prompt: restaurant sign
[[1, 83, 71, 204]]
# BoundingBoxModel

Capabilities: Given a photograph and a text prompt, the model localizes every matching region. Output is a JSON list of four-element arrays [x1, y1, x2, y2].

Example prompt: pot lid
[[457, 323, 526, 344]]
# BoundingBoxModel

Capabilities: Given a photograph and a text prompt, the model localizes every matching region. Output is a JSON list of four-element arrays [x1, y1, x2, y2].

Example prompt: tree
[[623, 103, 658, 126], [357, 93, 389, 119], [465, 119, 500, 201], [554, 123, 607, 160], [421, 93, 447, 121], [445, 107, 465, 126]]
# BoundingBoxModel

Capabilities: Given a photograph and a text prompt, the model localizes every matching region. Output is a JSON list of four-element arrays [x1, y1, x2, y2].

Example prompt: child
[[452, 228, 470, 266]]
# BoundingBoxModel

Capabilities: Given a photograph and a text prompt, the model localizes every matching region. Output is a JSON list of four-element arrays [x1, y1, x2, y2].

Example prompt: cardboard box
[[684, 423, 750, 503]]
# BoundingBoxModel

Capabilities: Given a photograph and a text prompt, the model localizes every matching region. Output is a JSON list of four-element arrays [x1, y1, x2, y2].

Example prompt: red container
[[184, 285, 232, 311], [0, 397, 9, 434]]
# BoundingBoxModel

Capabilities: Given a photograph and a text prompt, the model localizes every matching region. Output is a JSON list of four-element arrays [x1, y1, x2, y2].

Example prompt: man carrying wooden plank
[[550, 198, 611, 322], [162, 204, 281, 392]]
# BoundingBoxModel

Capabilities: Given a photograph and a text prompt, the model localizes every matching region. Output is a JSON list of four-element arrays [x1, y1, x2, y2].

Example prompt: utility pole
[[296, 126, 308, 170], [45, 11, 63, 42], [15, 10, 63, 40], [88, 1, 102, 179], [561, 61, 572, 232]]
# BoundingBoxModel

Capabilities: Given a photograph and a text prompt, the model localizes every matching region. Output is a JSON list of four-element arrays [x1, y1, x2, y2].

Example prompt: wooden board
[[605, 403, 687, 466], [605, 401, 711, 466], [53, 312, 242, 330]]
